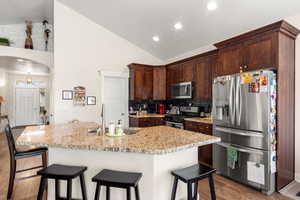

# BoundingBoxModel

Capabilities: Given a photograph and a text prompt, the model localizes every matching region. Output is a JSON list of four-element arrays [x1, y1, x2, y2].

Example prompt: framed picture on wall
[[62, 90, 73, 100], [86, 96, 96, 105]]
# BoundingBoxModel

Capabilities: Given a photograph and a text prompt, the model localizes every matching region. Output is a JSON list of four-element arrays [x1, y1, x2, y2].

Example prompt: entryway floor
[[0, 128, 292, 200]]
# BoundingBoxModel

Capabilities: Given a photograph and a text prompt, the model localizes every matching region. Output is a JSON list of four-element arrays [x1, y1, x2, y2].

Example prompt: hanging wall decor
[[73, 86, 86, 105], [62, 90, 73, 100], [86, 96, 96, 105], [24, 21, 34, 49]]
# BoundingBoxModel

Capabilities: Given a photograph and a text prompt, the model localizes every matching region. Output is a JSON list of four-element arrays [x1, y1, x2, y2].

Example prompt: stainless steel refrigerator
[[212, 70, 277, 195]]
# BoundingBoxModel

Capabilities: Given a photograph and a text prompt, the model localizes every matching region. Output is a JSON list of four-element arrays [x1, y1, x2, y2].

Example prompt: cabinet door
[[129, 117, 139, 127], [197, 123, 213, 166], [181, 60, 195, 82], [244, 33, 277, 71], [153, 67, 166, 100], [184, 121, 199, 132], [152, 117, 165, 126], [166, 65, 179, 99], [133, 67, 146, 100], [143, 68, 153, 100], [194, 57, 212, 100], [184, 121, 213, 166], [217, 43, 244, 76]]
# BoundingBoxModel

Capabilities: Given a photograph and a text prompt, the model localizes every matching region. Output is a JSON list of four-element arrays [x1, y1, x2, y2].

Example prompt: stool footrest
[[57, 197, 82, 200]]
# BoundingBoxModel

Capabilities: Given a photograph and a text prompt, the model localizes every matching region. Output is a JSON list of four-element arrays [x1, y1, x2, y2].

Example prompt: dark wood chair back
[[5, 124, 17, 160]]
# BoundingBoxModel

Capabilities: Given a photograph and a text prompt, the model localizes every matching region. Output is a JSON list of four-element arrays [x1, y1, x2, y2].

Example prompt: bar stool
[[171, 164, 216, 200], [92, 169, 142, 200], [37, 164, 88, 200], [5, 124, 48, 200]]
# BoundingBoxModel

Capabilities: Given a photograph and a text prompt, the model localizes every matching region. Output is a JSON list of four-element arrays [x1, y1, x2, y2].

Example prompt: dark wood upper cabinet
[[166, 64, 181, 99], [166, 50, 218, 100], [129, 64, 166, 100], [143, 67, 154, 99], [181, 60, 195, 82], [194, 57, 212, 100], [216, 43, 244, 76], [128, 64, 153, 100], [243, 33, 277, 71], [153, 67, 166, 100]]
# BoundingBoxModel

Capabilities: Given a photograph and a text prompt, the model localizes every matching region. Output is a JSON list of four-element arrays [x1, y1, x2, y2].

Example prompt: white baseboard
[[295, 172, 300, 182]]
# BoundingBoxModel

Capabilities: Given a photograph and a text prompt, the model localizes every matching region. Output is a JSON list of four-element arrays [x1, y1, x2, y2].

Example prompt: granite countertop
[[16, 122, 220, 155], [184, 117, 213, 124], [129, 113, 165, 118]]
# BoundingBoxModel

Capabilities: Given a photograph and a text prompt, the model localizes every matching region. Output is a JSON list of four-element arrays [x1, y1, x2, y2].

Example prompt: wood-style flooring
[[0, 131, 291, 200]]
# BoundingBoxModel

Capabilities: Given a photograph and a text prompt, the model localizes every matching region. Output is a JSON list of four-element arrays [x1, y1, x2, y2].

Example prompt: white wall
[[53, 1, 163, 124], [0, 22, 53, 52], [285, 14, 300, 182]]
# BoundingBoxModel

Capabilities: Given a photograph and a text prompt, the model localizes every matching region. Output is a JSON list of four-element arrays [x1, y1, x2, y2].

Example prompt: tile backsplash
[[129, 99, 212, 113]]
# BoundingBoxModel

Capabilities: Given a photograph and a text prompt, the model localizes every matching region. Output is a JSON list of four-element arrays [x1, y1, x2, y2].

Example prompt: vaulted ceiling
[[59, 0, 300, 60]]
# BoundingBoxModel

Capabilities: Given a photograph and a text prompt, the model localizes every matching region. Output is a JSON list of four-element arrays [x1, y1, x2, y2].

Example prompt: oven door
[[171, 82, 192, 99], [166, 121, 184, 129]]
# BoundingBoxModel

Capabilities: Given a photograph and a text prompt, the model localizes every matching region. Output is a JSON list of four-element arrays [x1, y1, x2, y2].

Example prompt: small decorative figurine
[[25, 21, 34, 49], [43, 20, 51, 51]]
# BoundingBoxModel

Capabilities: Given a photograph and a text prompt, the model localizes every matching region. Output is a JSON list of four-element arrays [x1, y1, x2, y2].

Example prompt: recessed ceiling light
[[152, 36, 160, 42], [207, 1, 218, 11], [174, 22, 183, 30]]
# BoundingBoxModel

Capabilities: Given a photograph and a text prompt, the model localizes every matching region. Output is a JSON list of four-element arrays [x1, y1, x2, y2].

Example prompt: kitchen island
[[17, 122, 220, 200]]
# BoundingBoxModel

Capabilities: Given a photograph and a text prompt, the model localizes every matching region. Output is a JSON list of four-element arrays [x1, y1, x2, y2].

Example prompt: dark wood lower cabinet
[[129, 117, 165, 127], [184, 120, 213, 166]]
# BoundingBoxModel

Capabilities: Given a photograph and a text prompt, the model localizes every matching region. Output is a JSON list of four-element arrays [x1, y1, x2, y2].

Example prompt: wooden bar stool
[[171, 164, 216, 200], [92, 169, 142, 200], [5, 125, 48, 200], [37, 164, 88, 200]]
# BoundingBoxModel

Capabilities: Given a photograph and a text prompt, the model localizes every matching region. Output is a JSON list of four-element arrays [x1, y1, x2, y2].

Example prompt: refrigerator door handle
[[229, 77, 235, 125], [236, 76, 242, 126], [216, 142, 264, 155], [215, 127, 264, 138]]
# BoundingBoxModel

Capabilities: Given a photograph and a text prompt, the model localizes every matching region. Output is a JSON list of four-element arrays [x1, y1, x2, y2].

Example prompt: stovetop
[[165, 114, 198, 123]]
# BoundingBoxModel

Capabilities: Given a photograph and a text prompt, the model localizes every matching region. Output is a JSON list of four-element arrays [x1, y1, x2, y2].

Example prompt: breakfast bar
[[16, 122, 220, 200]]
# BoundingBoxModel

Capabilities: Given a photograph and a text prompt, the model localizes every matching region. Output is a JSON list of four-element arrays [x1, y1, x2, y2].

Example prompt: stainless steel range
[[165, 106, 200, 129]]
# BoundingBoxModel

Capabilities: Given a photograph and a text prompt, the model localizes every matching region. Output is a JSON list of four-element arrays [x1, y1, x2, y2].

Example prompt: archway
[[0, 56, 53, 128]]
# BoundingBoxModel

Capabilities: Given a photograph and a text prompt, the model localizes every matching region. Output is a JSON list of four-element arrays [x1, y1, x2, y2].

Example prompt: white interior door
[[15, 88, 40, 126], [102, 75, 128, 127]]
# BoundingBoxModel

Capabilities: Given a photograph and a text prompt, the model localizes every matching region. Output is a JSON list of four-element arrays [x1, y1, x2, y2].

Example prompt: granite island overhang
[[17, 123, 220, 200]]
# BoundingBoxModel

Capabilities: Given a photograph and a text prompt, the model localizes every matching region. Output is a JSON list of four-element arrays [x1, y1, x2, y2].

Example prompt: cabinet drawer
[[129, 117, 165, 127], [184, 121, 212, 135]]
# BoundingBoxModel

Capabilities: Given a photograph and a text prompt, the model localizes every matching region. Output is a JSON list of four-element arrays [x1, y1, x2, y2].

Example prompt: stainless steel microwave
[[171, 82, 193, 99]]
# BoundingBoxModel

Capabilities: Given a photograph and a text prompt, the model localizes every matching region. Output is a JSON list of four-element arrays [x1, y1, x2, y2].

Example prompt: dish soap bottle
[[116, 120, 124, 136], [108, 121, 115, 135]]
